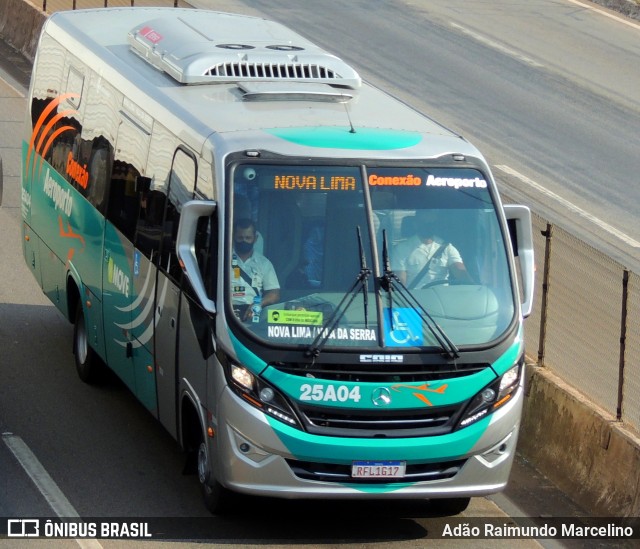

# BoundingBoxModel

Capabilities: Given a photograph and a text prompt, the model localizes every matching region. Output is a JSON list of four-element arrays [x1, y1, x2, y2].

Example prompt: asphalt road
[[191, 0, 640, 269], [1, 0, 640, 547]]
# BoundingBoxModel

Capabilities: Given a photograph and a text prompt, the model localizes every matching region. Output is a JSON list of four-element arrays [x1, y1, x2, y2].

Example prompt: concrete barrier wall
[[0, 0, 46, 61], [521, 363, 640, 517], [592, 0, 640, 20], [2, 0, 640, 518]]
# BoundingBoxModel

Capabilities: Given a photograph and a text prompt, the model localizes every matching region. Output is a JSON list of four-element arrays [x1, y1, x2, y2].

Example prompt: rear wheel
[[197, 440, 233, 514], [73, 304, 102, 384]]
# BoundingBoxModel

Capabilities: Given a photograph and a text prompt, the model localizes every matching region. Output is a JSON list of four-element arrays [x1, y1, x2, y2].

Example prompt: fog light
[[481, 388, 496, 403], [260, 387, 275, 402]]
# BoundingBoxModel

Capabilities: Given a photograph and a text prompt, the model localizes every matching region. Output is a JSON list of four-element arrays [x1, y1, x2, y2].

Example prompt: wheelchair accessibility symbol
[[383, 308, 423, 347]]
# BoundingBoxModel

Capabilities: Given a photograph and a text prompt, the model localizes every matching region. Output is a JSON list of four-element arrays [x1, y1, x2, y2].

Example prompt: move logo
[[108, 257, 130, 298]]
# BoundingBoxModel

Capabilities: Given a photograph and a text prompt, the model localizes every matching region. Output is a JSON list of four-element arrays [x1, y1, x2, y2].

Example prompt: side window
[[137, 123, 173, 261], [45, 108, 81, 187], [40, 60, 116, 213], [77, 70, 119, 212], [106, 101, 152, 241], [85, 136, 112, 212], [37, 62, 86, 193], [29, 35, 66, 153], [135, 188, 166, 260], [162, 147, 197, 282], [30, 34, 65, 126], [65, 67, 84, 109]]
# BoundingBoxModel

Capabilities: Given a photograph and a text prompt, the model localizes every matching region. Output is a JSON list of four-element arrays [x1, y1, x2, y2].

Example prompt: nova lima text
[[443, 522, 634, 538]]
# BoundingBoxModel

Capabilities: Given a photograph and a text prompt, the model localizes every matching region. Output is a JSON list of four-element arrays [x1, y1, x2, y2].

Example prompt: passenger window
[[106, 104, 152, 241], [65, 67, 84, 109], [135, 188, 165, 260]]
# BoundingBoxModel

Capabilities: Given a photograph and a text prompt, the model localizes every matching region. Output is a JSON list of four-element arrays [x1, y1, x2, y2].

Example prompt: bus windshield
[[229, 164, 515, 350]]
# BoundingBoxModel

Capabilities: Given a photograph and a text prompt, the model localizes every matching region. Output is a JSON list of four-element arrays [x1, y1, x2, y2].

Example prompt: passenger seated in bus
[[287, 222, 324, 289], [231, 218, 280, 321], [392, 210, 470, 289]]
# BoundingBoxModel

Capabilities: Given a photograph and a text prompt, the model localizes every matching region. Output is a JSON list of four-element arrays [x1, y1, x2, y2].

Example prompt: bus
[[21, 7, 534, 514]]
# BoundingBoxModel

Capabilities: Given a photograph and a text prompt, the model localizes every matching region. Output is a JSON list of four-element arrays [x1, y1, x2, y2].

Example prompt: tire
[[73, 304, 102, 384], [433, 497, 471, 516], [197, 440, 233, 514]]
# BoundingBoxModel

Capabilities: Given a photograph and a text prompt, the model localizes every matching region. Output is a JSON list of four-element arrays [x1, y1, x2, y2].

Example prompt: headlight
[[225, 363, 302, 429], [456, 360, 523, 430], [231, 364, 254, 390]]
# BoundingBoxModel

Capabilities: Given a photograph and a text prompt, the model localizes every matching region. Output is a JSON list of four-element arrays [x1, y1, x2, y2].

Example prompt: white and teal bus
[[21, 7, 534, 514]]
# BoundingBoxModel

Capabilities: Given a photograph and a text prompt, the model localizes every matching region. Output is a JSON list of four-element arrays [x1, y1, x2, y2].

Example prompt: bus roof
[[43, 8, 482, 160]]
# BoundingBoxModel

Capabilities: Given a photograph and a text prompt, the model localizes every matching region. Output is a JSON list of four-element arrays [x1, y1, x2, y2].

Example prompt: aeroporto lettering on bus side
[[273, 175, 356, 191], [66, 152, 89, 189], [425, 174, 487, 189], [108, 257, 130, 298], [43, 167, 73, 216], [368, 174, 422, 186]]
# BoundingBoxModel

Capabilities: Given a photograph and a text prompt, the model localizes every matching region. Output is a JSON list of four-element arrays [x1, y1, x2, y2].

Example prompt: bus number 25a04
[[299, 383, 362, 403]]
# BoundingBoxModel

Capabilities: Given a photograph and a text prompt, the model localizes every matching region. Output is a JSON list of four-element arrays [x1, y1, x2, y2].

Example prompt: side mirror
[[176, 200, 217, 314], [504, 204, 535, 318]]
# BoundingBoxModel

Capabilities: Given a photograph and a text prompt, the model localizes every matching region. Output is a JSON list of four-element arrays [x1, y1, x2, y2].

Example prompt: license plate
[[351, 460, 406, 479]]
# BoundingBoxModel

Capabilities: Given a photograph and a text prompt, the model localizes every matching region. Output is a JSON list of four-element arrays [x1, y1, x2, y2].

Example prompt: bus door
[[102, 106, 153, 402], [102, 219, 137, 392], [154, 147, 197, 439]]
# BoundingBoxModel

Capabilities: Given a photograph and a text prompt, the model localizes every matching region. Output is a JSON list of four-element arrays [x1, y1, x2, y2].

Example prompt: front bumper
[[209, 382, 523, 499]]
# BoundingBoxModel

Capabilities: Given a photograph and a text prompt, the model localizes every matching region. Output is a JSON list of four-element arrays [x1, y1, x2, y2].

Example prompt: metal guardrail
[[40, 1, 184, 11], [521, 207, 640, 432]]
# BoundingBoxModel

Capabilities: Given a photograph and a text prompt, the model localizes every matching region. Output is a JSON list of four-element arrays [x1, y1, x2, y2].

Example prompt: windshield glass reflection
[[229, 164, 515, 349]]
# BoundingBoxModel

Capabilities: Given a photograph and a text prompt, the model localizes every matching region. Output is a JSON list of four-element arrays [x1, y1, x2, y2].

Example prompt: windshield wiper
[[379, 230, 459, 360], [306, 226, 371, 359]]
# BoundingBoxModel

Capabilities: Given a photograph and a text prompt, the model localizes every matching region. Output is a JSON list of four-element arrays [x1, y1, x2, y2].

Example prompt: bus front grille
[[286, 458, 467, 484], [296, 403, 463, 438]]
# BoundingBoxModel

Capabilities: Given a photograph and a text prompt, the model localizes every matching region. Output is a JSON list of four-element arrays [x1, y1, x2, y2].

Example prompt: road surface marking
[[3, 432, 103, 549], [494, 164, 640, 248], [565, 0, 640, 31], [449, 22, 544, 68]]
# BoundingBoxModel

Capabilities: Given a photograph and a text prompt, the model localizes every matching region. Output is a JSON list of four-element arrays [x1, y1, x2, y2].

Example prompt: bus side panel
[[21, 222, 42, 292], [24, 143, 105, 314], [154, 270, 180, 439], [131, 249, 159, 415], [101, 222, 158, 413], [38, 238, 66, 314], [178, 294, 209, 426]]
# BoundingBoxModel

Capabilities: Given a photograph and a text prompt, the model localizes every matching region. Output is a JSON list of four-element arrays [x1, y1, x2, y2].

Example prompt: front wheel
[[73, 304, 102, 384], [197, 441, 233, 514]]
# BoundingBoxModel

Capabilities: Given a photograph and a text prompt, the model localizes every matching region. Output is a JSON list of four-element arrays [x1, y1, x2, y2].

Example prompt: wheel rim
[[197, 442, 208, 485], [76, 313, 88, 364]]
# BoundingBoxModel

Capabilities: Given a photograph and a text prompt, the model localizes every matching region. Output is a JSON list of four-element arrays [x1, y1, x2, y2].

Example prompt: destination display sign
[[266, 170, 488, 191], [272, 174, 357, 191]]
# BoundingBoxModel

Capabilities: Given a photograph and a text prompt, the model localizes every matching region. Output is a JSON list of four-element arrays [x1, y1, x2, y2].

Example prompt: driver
[[231, 218, 280, 321], [392, 210, 470, 288]]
